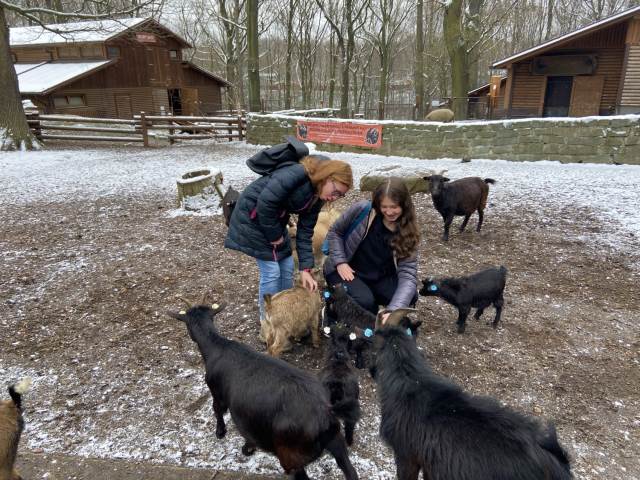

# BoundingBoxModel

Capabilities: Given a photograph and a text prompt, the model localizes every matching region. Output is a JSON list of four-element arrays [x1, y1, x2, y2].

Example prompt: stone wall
[[246, 114, 640, 165]]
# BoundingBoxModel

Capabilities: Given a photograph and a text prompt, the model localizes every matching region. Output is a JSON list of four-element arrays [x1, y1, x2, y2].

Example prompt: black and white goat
[[168, 300, 358, 480], [1, 378, 31, 480], [419, 266, 507, 333], [423, 173, 495, 241], [319, 322, 361, 446], [370, 312, 573, 480]]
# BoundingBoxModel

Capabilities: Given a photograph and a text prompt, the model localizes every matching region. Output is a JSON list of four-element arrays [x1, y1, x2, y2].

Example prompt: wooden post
[[227, 119, 233, 142], [237, 114, 244, 141], [140, 111, 149, 147]]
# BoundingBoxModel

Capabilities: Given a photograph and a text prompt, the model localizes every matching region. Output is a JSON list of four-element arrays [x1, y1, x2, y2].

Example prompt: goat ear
[[167, 310, 187, 322], [443, 177, 450, 182], [263, 294, 272, 307], [423, 175, 432, 181]]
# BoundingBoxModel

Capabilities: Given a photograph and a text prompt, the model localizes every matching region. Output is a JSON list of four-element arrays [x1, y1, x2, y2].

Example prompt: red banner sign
[[296, 120, 382, 148]]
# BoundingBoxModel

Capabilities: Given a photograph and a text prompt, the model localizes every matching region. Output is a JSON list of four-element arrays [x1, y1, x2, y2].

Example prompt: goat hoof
[[215, 427, 227, 439], [456, 325, 466, 334], [242, 443, 257, 456]]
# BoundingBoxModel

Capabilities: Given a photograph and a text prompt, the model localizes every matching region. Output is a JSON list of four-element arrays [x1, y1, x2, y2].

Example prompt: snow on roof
[[493, 5, 640, 67], [16, 60, 114, 94], [10, 18, 147, 46]]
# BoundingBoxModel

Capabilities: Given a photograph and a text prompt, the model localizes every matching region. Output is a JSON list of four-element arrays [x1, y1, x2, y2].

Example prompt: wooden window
[[107, 46, 121, 58], [57, 46, 81, 58], [169, 49, 179, 60], [53, 95, 87, 108], [81, 45, 102, 58]]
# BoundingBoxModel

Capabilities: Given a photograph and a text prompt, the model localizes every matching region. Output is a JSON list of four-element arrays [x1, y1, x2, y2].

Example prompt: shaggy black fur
[[423, 175, 495, 241], [169, 303, 358, 480], [419, 266, 507, 333], [325, 284, 421, 369], [320, 323, 361, 446], [222, 186, 239, 227], [371, 325, 573, 480]]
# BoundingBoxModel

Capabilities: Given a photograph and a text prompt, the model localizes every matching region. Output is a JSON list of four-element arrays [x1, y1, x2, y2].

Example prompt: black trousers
[[325, 270, 418, 316]]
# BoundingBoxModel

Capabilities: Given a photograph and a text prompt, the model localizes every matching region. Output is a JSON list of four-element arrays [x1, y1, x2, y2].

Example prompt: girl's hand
[[337, 263, 355, 282], [270, 236, 284, 246], [301, 270, 318, 292]]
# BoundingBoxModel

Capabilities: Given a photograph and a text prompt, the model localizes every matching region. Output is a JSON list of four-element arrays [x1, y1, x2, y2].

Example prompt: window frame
[[53, 94, 87, 109]]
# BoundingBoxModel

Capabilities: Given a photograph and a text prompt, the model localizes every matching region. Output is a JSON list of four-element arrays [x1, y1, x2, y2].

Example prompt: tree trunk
[[0, 7, 38, 151], [465, 0, 484, 91], [246, 0, 261, 112], [545, 0, 554, 40], [328, 32, 336, 108], [415, 0, 425, 119], [378, 44, 389, 120], [284, 0, 294, 109], [444, 0, 468, 120]]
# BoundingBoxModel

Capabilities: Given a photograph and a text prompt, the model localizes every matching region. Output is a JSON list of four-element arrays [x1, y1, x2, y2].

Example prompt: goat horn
[[376, 308, 419, 329], [178, 296, 193, 308]]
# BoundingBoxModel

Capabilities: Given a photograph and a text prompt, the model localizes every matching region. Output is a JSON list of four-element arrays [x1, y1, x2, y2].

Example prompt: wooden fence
[[26, 111, 246, 147]]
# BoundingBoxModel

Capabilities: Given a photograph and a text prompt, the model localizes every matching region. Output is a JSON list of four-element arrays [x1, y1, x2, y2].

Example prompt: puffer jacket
[[224, 163, 322, 269], [324, 200, 418, 310]]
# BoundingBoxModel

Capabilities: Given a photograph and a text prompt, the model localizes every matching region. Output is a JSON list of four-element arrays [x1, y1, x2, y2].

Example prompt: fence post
[[140, 111, 149, 147], [237, 114, 244, 141], [27, 110, 42, 140], [227, 119, 233, 142]]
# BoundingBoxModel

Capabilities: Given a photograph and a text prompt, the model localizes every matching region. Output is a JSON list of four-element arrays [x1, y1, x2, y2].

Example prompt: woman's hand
[[270, 236, 284, 246], [300, 270, 318, 292], [337, 263, 355, 282]]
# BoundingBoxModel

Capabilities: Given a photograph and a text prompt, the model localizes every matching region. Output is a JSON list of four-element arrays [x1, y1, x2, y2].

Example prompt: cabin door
[[569, 75, 604, 117], [542, 76, 573, 117], [115, 94, 133, 119], [168, 89, 182, 115], [181, 88, 199, 116]]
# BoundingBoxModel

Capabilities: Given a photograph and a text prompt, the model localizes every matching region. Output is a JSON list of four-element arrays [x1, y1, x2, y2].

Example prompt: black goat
[[168, 301, 358, 480], [419, 266, 507, 333], [1, 378, 31, 480], [319, 323, 361, 446], [325, 283, 422, 369], [423, 174, 495, 241], [222, 186, 239, 227], [370, 314, 573, 480]]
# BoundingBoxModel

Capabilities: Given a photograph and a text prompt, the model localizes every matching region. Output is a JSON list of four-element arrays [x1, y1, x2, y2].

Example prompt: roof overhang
[[492, 5, 640, 68], [182, 61, 232, 87], [16, 60, 116, 95]]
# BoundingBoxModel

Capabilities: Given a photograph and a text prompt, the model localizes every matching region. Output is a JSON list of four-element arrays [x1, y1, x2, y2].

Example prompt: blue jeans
[[256, 255, 294, 320]]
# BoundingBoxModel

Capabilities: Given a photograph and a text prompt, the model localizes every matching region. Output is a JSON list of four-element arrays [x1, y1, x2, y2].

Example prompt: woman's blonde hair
[[300, 156, 353, 192], [372, 177, 420, 259]]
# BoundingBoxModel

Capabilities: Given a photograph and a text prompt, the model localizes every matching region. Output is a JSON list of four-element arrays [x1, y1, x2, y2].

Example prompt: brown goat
[[290, 206, 342, 269], [0, 379, 31, 480], [261, 286, 322, 357]]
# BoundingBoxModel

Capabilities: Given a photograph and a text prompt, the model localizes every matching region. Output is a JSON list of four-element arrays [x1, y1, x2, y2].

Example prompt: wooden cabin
[[492, 5, 640, 117], [10, 18, 231, 118]]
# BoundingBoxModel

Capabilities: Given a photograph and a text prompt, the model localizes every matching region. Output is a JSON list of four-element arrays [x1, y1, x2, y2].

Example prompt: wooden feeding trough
[[176, 168, 224, 206]]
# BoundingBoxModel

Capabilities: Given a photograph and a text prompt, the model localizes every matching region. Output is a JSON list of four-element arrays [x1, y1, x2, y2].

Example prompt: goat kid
[[325, 283, 422, 368], [222, 186, 240, 227], [262, 286, 322, 357], [423, 173, 495, 241], [319, 323, 361, 446], [419, 266, 507, 333], [370, 313, 572, 480], [168, 301, 358, 480], [0, 378, 31, 480]]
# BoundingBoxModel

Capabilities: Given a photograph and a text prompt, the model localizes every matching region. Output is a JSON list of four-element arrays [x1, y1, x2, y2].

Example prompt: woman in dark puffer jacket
[[225, 155, 353, 320], [324, 177, 419, 324]]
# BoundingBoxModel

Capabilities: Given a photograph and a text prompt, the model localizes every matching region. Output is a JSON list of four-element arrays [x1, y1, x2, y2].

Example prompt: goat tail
[[484, 178, 496, 185], [8, 377, 32, 409]]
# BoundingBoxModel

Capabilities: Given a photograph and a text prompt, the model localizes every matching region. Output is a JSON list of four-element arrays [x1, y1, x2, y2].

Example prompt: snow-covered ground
[[1, 140, 639, 479], [1, 140, 638, 269]]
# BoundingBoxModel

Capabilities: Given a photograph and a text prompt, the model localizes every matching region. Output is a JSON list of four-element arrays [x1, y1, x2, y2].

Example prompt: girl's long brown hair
[[300, 156, 353, 192], [372, 177, 420, 259]]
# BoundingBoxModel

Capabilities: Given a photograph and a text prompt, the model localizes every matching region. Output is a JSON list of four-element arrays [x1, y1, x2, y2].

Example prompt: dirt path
[[1, 144, 639, 479]]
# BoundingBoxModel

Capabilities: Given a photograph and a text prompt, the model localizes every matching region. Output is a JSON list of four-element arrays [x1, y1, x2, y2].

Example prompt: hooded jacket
[[324, 200, 418, 310], [224, 163, 322, 269]]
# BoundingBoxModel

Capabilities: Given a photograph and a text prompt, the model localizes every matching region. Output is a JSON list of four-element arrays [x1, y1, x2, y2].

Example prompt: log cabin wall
[[508, 22, 627, 117]]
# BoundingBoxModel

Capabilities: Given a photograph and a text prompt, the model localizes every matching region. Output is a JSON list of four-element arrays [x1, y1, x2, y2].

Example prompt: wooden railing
[[26, 111, 246, 147]]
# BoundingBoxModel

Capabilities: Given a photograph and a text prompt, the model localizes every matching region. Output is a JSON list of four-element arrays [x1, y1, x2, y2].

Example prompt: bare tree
[[246, 0, 260, 111]]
